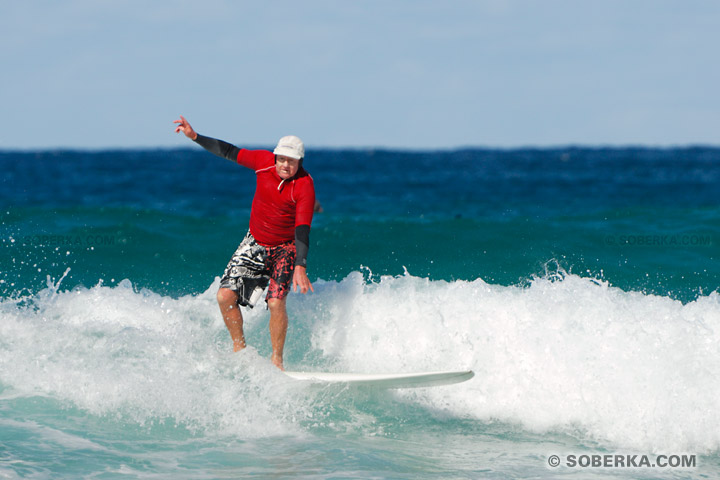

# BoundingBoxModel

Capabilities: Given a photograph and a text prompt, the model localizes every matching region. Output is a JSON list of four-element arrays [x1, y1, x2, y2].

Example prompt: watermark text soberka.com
[[10, 234, 122, 247], [547, 453, 696, 469], [603, 234, 711, 247]]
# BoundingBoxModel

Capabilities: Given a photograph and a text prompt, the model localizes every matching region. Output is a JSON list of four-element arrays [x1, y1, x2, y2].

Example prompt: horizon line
[[2, 142, 720, 154]]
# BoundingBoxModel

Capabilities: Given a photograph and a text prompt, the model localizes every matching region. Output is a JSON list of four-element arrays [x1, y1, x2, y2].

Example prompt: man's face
[[276, 155, 300, 180]]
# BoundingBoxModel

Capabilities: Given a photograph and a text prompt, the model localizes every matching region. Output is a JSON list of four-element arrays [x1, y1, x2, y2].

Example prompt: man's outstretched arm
[[174, 115, 240, 162]]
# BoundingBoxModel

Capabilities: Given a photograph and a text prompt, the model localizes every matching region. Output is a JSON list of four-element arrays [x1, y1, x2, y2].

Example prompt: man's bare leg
[[217, 288, 246, 352], [267, 297, 288, 370]]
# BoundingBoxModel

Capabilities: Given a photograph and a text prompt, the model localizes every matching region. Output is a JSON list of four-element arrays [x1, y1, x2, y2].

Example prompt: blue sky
[[2, 1, 718, 150]]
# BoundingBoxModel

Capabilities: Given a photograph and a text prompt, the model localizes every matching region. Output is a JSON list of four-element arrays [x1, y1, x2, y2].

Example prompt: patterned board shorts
[[219, 231, 296, 308]]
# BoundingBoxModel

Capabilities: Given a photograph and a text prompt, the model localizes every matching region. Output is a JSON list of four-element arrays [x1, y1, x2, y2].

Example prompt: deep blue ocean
[[1, 145, 719, 478]]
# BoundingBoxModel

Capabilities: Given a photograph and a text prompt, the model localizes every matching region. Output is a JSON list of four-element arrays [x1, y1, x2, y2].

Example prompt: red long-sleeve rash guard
[[235, 149, 315, 247]]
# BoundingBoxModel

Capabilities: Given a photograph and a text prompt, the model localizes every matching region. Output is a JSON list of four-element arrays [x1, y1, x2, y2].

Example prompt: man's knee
[[217, 288, 239, 308], [267, 297, 287, 313]]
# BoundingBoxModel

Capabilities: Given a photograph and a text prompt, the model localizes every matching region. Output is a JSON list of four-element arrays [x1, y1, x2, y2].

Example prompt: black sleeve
[[295, 224, 310, 267], [193, 134, 241, 163]]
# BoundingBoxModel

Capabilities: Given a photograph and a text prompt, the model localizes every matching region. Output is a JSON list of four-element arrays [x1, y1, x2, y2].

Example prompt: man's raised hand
[[173, 115, 197, 140]]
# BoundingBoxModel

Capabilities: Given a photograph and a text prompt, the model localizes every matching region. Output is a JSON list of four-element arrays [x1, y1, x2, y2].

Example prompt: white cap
[[273, 135, 305, 160]]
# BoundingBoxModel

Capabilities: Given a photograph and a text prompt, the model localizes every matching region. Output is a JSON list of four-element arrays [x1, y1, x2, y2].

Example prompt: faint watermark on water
[[603, 234, 712, 247], [8, 234, 125, 247], [547, 453, 696, 470]]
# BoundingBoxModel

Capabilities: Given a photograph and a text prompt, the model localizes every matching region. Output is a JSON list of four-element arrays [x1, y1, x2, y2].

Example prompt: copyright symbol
[[548, 455, 561, 468]]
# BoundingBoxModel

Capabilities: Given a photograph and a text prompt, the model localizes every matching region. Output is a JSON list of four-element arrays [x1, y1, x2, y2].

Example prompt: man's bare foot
[[271, 353, 284, 371], [233, 340, 246, 352]]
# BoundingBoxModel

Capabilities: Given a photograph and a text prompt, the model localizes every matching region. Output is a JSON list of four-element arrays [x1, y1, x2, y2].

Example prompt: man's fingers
[[173, 118, 186, 135], [173, 116, 190, 128], [292, 270, 313, 294]]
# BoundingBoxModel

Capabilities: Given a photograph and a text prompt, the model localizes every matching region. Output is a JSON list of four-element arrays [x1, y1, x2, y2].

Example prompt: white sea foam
[[0, 276, 311, 438], [0, 418, 107, 452], [1, 270, 719, 452], [304, 270, 720, 453]]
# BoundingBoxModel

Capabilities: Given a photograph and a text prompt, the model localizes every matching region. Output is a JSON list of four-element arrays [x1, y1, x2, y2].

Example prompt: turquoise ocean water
[[1, 146, 719, 478]]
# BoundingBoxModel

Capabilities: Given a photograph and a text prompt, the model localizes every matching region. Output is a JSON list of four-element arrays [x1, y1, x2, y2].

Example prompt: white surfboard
[[284, 370, 474, 389]]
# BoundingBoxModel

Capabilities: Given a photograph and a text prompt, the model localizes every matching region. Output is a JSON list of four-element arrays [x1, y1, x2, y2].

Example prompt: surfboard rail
[[284, 370, 474, 388]]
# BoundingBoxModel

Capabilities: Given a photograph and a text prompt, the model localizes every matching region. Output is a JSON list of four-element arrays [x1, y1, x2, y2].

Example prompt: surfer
[[174, 116, 315, 370]]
